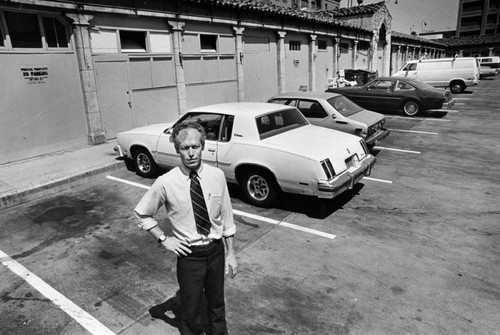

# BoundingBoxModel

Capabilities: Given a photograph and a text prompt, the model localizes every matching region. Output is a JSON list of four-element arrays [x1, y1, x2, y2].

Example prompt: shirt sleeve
[[218, 170, 236, 237], [133, 177, 167, 231]]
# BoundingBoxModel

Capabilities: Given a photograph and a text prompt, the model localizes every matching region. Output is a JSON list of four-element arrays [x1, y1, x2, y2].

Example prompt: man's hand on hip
[[162, 237, 192, 256]]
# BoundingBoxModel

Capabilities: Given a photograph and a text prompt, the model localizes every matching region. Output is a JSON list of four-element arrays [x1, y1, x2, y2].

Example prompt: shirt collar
[[180, 163, 204, 180]]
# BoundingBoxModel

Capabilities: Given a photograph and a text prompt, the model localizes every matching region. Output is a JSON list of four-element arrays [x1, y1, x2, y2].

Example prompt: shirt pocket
[[208, 194, 222, 217]]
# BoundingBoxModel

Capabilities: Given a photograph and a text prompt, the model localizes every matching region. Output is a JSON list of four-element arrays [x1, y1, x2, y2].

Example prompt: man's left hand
[[225, 253, 238, 278]]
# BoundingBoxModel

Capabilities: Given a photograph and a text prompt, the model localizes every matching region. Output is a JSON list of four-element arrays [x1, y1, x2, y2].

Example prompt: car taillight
[[321, 159, 336, 179]]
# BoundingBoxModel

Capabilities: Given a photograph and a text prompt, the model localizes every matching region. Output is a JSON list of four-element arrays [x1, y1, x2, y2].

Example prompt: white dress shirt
[[134, 163, 236, 246]]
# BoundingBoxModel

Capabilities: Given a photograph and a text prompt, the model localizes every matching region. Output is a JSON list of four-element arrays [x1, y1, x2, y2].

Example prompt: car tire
[[450, 81, 465, 94], [240, 169, 279, 207], [133, 147, 159, 178], [402, 100, 420, 116]]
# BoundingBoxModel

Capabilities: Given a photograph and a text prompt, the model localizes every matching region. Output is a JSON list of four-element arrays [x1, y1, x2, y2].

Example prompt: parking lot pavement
[[1, 78, 500, 334]]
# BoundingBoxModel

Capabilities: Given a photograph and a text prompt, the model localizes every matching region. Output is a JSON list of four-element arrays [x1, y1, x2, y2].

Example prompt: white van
[[477, 56, 500, 68], [393, 57, 480, 93]]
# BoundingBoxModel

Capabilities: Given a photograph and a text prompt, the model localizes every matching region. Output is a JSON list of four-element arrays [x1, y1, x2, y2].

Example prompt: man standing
[[134, 121, 237, 335]]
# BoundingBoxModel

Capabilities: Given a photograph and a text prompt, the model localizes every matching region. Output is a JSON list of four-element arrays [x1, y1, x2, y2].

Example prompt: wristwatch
[[158, 234, 167, 244]]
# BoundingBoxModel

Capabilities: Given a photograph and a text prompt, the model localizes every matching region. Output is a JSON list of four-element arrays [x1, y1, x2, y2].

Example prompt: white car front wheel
[[133, 148, 159, 178]]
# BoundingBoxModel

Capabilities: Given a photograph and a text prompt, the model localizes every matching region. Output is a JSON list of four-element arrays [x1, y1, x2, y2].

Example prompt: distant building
[[436, 0, 500, 57], [456, 0, 500, 36]]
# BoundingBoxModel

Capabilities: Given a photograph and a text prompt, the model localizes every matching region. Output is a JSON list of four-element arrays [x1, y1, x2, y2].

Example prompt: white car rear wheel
[[241, 170, 278, 207]]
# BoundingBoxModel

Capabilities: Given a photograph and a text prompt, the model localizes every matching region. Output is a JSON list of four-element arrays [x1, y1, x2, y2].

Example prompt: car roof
[[189, 102, 294, 116], [270, 91, 342, 99], [375, 76, 420, 83]]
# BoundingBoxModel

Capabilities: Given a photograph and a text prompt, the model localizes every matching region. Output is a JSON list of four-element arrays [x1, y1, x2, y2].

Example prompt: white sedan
[[115, 102, 376, 207], [267, 91, 389, 147]]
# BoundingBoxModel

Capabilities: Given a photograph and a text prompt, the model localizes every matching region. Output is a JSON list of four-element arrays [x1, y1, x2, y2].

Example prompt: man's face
[[177, 128, 203, 171]]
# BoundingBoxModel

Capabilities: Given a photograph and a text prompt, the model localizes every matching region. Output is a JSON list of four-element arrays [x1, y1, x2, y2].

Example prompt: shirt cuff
[[222, 225, 236, 238], [134, 212, 158, 231]]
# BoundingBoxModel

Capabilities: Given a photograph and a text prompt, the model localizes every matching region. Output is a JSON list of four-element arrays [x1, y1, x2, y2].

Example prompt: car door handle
[[208, 149, 216, 152]]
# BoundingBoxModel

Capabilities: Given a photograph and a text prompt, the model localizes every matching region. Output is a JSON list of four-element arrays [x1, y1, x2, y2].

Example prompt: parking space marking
[[233, 210, 336, 239], [373, 146, 421, 154], [363, 177, 393, 184], [386, 115, 450, 122], [106, 175, 337, 240], [388, 129, 439, 135], [0, 249, 115, 335], [106, 175, 150, 190], [454, 102, 466, 105], [427, 109, 459, 113]]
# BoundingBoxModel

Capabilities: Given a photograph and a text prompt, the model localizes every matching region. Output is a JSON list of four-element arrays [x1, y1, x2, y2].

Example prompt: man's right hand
[[162, 236, 192, 256]]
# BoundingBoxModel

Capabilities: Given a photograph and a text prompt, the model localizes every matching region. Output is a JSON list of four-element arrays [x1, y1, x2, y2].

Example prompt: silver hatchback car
[[268, 91, 390, 147]]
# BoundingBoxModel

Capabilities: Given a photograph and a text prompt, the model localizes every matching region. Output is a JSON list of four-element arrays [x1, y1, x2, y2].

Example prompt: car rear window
[[327, 96, 363, 117], [256, 108, 308, 140]]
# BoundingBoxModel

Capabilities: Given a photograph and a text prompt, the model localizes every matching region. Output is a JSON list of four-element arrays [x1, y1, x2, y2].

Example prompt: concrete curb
[[0, 161, 125, 211]]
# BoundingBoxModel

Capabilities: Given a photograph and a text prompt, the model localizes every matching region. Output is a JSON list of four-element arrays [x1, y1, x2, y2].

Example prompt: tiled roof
[[392, 30, 446, 47], [437, 34, 500, 47], [327, 1, 386, 17], [178, 0, 369, 30]]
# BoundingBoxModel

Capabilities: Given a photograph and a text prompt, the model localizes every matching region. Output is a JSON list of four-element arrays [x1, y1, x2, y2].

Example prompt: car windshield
[[327, 96, 363, 117], [256, 108, 308, 139]]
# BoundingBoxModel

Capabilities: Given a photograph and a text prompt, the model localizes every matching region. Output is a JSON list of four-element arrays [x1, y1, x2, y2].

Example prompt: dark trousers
[[177, 239, 228, 335]]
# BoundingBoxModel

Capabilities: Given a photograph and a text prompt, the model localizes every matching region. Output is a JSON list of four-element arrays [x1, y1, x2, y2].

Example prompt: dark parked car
[[326, 76, 455, 116]]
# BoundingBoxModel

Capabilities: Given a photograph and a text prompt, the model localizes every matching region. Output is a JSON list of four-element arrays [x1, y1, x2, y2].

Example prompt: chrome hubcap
[[247, 175, 269, 201], [405, 103, 417, 115], [137, 153, 151, 173]]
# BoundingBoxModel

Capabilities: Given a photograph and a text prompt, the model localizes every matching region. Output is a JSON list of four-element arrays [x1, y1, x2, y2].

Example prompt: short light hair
[[171, 121, 206, 151]]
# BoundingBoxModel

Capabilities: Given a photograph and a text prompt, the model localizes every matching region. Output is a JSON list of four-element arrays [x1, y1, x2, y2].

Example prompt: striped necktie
[[189, 170, 211, 236]]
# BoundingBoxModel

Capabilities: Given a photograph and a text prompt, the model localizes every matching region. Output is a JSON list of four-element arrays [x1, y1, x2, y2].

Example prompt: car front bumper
[[365, 129, 390, 147], [442, 98, 455, 109], [114, 144, 126, 158], [317, 154, 376, 198]]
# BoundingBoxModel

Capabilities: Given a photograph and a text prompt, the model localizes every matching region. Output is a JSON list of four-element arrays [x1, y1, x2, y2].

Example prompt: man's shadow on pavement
[[149, 290, 209, 331]]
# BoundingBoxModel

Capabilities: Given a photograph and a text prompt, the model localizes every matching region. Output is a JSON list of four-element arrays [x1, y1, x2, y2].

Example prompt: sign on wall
[[21, 67, 49, 84]]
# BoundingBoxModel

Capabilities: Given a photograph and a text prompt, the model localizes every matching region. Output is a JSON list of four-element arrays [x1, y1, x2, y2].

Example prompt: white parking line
[[427, 109, 459, 113], [106, 175, 150, 190], [373, 146, 421, 154], [363, 177, 393, 184], [0, 249, 115, 335], [454, 102, 466, 105], [453, 97, 471, 100], [233, 210, 336, 239], [388, 129, 439, 135], [106, 176, 336, 240], [386, 115, 450, 121]]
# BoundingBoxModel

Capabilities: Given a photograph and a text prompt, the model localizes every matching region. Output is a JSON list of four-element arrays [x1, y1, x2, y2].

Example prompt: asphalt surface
[[0, 77, 499, 334]]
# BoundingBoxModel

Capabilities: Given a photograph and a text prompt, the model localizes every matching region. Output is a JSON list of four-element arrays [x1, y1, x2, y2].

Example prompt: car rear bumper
[[365, 129, 390, 147], [317, 154, 376, 198]]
